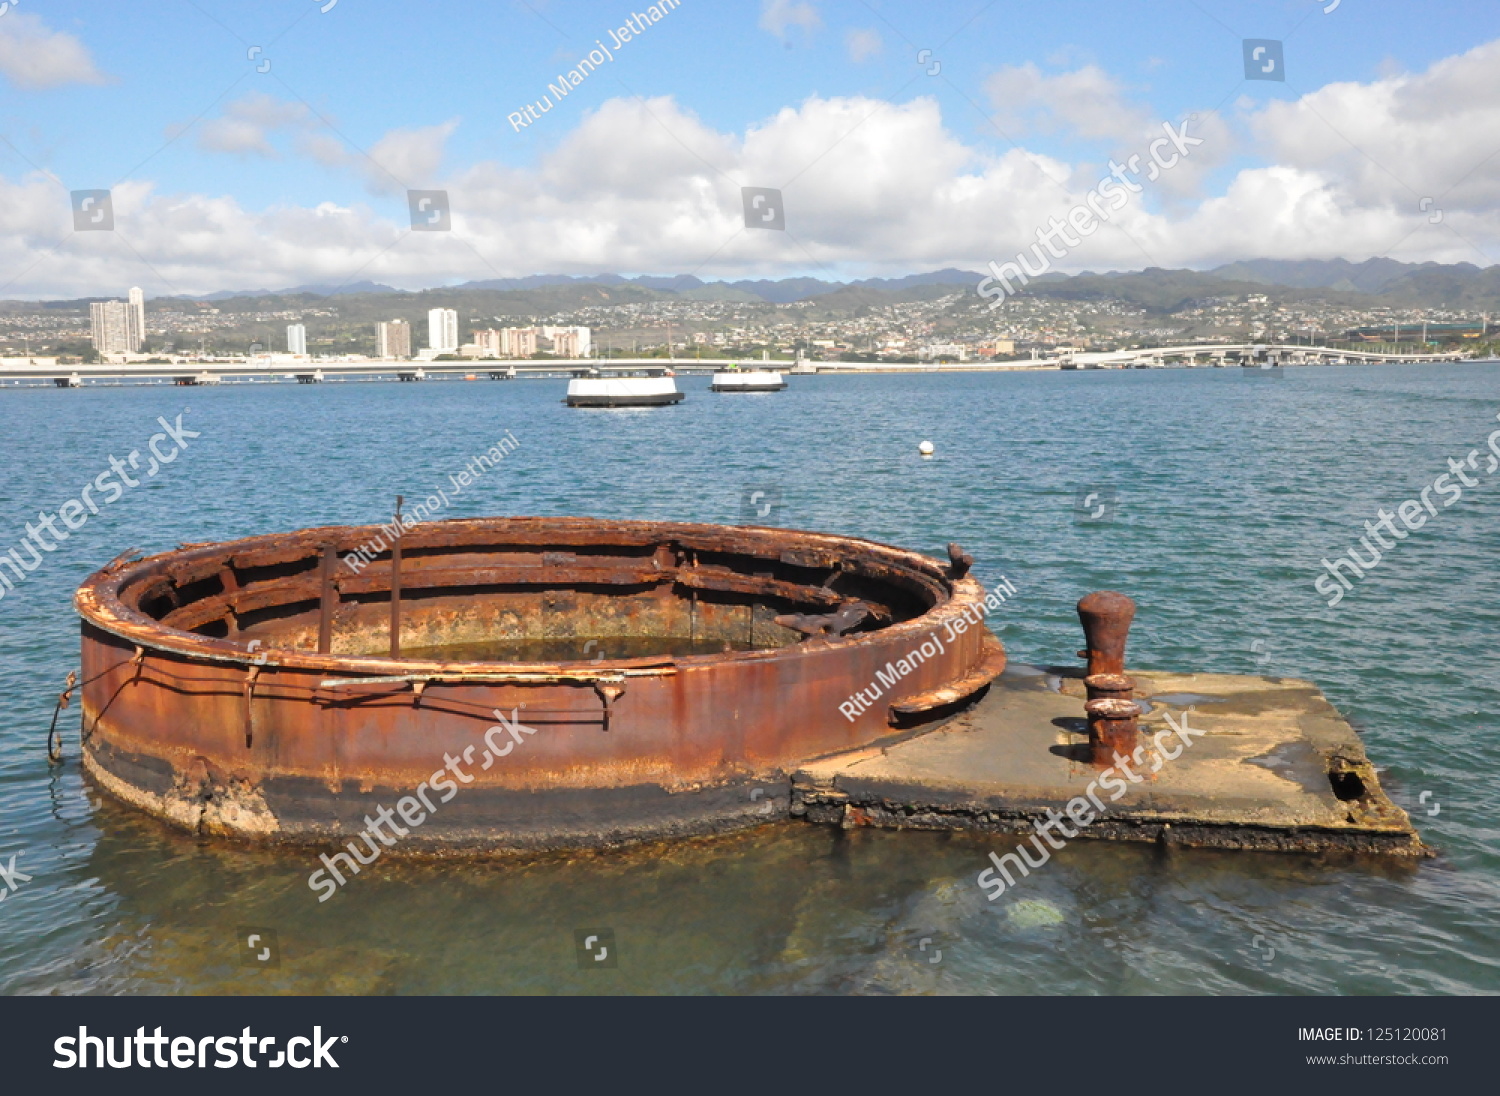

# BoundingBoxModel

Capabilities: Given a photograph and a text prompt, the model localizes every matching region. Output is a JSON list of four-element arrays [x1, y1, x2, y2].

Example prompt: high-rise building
[[470, 326, 559, 357], [377, 319, 411, 359], [500, 327, 537, 357], [90, 299, 140, 356], [287, 324, 308, 355], [428, 308, 459, 352], [542, 325, 591, 356], [128, 287, 145, 346]]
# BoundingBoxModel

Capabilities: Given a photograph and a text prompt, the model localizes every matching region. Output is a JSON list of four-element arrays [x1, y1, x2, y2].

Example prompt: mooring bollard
[[1085, 698, 1140, 767], [1076, 590, 1136, 677], [1084, 672, 1134, 703]]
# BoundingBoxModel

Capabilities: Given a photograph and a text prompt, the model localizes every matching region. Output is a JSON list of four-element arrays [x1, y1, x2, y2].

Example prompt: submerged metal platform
[[791, 666, 1426, 856]]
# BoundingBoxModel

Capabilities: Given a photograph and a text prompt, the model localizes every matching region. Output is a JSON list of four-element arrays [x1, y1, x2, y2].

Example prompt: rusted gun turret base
[[791, 667, 1427, 857]]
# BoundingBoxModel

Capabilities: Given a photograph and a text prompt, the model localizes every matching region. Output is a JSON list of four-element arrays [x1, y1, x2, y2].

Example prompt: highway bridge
[[1048, 342, 1468, 368], [0, 343, 1474, 386], [0, 357, 756, 386]]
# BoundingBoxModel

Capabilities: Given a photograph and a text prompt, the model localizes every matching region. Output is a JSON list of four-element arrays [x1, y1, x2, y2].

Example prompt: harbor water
[[0, 364, 1496, 995]]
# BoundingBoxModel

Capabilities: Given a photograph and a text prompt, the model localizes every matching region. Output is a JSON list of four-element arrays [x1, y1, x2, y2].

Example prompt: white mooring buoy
[[918, 440, 935, 457]]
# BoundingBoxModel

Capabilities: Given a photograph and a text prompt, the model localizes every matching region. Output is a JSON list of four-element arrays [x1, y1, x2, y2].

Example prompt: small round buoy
[[918, 440, 935, 456]]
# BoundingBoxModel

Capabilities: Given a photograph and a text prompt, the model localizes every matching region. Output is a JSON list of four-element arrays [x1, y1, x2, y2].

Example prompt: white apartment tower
[[90, 299, 141, 356], [287, 323, 308, 355], [128, 287, 145, 344], [428, 308, 459, 352]]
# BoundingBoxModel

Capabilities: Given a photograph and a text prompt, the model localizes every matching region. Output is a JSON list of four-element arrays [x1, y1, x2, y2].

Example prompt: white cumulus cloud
[[196, 93, 312, 157], [846, 28, 882, 63], [985, 62, 1151, 143], [188, 94, 459, 194], [1250, 37, 1500, 213], [759, 0, 820, 41], [364, 120, 460, 192], [0, 11, 106, 89]]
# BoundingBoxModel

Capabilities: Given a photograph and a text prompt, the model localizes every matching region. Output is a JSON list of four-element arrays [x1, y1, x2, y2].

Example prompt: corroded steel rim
[[75, 516, 1008, 851], [75, 516, 990, 677]]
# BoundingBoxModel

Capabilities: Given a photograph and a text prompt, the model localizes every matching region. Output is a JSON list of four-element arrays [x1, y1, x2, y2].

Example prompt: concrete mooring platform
[[792, 666, 1427, 857]]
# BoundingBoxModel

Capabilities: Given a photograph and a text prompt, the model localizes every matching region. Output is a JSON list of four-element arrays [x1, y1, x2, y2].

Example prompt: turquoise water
[[1, 365, 1496, 994]]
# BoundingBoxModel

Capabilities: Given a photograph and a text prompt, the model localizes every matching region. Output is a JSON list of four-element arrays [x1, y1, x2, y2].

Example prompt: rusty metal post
[[1084, 672, 1133, 703], [1085, 698, 1139, 767], [389, 496, 404, 659], [317, 543, 337, 654], [1076, 590, 1136, 677]]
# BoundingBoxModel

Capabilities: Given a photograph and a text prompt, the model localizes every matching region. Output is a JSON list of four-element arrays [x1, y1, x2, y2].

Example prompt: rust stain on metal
[[1076, 590, 1135, 679], [1078, 593, 1140, 764], [74, 516, 1007, 852], [317, 543, 336, 654], [1084, 672, 1134, 703], [389, 496, 404, 659], [1084, 697, 1140, 766], [945, 542, 973, 579]]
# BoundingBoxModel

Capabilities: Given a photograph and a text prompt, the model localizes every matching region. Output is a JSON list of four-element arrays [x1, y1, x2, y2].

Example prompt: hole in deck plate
[[1329, 769, 1367, 802], [386, 635, 775, 662]]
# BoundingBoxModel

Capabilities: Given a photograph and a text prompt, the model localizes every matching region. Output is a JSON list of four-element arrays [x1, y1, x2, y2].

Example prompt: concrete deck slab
[[791, 666, 1426, 856]]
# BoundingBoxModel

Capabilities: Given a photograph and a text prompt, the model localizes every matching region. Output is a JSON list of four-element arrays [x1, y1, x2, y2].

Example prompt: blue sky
[[3, 0, 1500, 296]]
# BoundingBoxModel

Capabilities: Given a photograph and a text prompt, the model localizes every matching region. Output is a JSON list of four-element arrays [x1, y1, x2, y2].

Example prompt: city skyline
[[59, 260, 1495, 367]]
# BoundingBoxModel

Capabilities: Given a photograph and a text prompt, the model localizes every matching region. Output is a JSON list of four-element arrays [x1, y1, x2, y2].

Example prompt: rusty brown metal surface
[[1084, 672, 1134, 703], [74, 516, 1007, 851], [1076, 590, 1136, 677], [317, 544, 336, 654], [1085, 697, 1140, 766], [389, 497, 404, 659], [945, 543, 973, 579], [889, 633, 1007, 717]]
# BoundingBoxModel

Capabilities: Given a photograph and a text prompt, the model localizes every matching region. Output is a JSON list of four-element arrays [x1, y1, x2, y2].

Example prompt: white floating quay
[[565, 375, 684, 408], [710, 369, 787, 392]]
